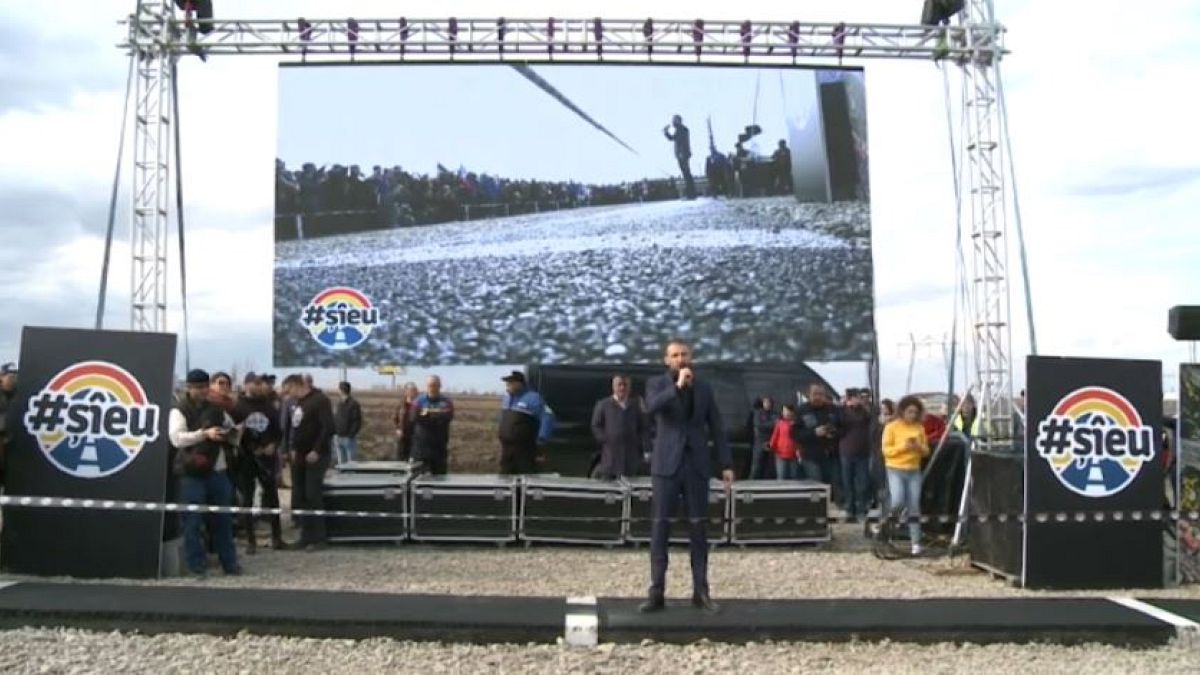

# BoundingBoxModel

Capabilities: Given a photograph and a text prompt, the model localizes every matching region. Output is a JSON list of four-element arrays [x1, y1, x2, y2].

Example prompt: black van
[[526, 363, 836, 478]]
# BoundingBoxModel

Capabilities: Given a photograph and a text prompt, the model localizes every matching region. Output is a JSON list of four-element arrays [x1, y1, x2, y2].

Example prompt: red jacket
[[923, 414, 947, 448], [768, 418, 799, 460]]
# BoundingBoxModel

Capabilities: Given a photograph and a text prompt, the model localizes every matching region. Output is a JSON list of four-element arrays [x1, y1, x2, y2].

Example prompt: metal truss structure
[[122, 1, 1016, 448]]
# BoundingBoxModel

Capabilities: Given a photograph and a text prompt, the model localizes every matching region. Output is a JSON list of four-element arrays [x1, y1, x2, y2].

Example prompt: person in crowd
[[394, 382, 420, 461], [232, 372, 286, 554], [838, 389, 874, 520], [333, 381, 363, 465], [882, 396, 931, 556], [169, 369, 241, 577], [880, 399, 897, 424], [771, 140, 792, 194], [410, 375, 454, 475], [283, 373, 334, 551], [794, 384, 843, 500], [590, 374, 649, 480], [749, 396, 778, 480], [207, 371, 238, 414], [768, 404, 800, 480], [949, 394, 979, 440], [924, 402, 949, 453], [0, 363, 18, 485], [640, 338, 734, 614], [497, 371, 554, 475], [662, 114, 696, 200]]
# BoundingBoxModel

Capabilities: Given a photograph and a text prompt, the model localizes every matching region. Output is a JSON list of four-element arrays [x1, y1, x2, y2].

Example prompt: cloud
[[1060, 166, 1200, 198], [0, 13, 125, 115]]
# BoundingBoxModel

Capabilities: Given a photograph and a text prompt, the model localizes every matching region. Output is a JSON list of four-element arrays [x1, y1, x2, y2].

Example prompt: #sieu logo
[[299, 286, 381, 351], [1034, 386, 1155, 498], [23, 361, 161, 479]]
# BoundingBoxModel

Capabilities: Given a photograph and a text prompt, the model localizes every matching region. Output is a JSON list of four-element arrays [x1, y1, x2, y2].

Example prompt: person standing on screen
[[663, 115, 697, 200], [498, 371, 554, 475], [410, 375, 454, 475], [640, 338, 734, 614]]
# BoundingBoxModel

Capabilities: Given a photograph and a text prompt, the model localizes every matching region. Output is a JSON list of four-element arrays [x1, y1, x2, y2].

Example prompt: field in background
[[353, 389, 503, 473]]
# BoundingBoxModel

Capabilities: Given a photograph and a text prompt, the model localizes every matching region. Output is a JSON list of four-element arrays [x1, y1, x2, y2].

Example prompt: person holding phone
[[881, 396, 932, 556], [168, 369, 241, 578]]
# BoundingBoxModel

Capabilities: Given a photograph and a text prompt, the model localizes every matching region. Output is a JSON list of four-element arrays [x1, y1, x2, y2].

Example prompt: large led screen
[[274, 64, 874, 367]]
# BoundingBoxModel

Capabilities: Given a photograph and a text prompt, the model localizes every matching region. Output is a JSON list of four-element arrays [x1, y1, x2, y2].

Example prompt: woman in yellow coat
[[882, 396, 931, 555]]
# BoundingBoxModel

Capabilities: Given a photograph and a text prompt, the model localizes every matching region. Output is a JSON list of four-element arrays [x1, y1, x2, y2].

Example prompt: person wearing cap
[[498, 370, 554, 475], [409, 375, 454, 475], [232, 372, 287, 553], [168, 369, 241, 577], [0, 363, 17, 485]]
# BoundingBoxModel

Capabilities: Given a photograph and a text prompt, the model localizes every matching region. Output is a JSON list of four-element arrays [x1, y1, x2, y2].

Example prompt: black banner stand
[[1, 327, 176, 579]]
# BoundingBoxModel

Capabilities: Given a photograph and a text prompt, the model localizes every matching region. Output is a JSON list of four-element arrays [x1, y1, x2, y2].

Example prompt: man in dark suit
[[663, 115, 697, 200], [640, 338, 734, 614]]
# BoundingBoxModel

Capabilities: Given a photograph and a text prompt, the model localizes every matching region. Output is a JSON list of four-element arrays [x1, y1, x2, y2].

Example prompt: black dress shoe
[[638, 597, 666, 613], [692, 592, 720, 614]]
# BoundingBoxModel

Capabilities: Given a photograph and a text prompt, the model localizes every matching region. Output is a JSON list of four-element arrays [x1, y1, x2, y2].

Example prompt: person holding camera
[[168, 369, 241, 578], [794, 384, 844, 501]]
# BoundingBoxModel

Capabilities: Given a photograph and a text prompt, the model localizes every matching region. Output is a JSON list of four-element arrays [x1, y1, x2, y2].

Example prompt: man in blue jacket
[[640, 338, 734, 614], [498, 371, 553, 475]]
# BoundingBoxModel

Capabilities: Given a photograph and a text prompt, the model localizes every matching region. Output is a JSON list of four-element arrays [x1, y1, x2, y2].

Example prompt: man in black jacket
[[663, 114, 696, 199], [794, 384, 843, 502], [410, 375, 454, 475], [333, 381, 363, 465], [283, 374, 335, 550], [233, 373, 287, 553]]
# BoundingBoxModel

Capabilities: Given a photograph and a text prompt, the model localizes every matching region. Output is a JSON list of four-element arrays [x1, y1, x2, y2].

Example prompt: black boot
[[638, 595, 665, 613]]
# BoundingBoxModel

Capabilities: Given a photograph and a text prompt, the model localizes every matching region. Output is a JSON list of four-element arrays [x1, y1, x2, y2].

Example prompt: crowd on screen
[[275, 159, 680, 231]]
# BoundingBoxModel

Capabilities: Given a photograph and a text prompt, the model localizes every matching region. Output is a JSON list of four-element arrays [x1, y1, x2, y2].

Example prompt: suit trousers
[[649, 452, 710, 598]]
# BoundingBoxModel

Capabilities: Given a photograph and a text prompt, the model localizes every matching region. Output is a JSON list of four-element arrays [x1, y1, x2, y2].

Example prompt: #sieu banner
[[1024, 355, 1164, 589], [0, 327, 176, 579]]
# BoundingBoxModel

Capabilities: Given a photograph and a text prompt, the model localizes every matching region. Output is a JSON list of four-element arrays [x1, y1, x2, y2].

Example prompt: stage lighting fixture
[[692, 19, 704, 57], [173, 0, 214, 35], [788, 21, 801, 59], [448, 17, 458, 54], [297, 17, 313, 55], [740, 20, 752, 58], [643, 18, 653, 55], [593, 18, 603, 56], [347, 18, 359, 55], [547, 17, 556, 54], [497, 17, 507, 53], [921, 0, 965, 26], [833, 22, 847, 63], [398, 17, 409, 56]]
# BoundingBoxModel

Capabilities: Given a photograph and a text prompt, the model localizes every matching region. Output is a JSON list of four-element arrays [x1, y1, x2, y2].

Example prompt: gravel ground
[[273, 196, 874, 366], [1, 628, 1198, 674], [14, 524, 1200, 601]]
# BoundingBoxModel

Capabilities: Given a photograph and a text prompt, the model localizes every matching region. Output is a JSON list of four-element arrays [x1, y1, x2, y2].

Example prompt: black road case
[[625, 477, 729, 545], [335, 460, 418, 475], [322, 472, 409, 543], [520, 477, 626, 545], [410, 474, 518, 543], [729, 480, 830, 544]]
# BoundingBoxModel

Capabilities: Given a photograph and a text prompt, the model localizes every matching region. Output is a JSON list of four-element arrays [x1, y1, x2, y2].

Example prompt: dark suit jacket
[[644, 372, 731, 478]]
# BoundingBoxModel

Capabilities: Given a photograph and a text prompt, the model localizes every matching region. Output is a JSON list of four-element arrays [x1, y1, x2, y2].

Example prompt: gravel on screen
[[274, 196, 874, 366]]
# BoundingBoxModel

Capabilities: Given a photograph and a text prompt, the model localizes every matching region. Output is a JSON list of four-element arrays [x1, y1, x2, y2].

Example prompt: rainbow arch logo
[[300, 286, 381, 351], [23, 361, 161, 479], [1034, 386, 1155, 498]]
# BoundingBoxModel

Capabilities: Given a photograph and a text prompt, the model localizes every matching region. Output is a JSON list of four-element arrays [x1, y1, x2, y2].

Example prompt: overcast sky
[[1, 0, 1198, 398]]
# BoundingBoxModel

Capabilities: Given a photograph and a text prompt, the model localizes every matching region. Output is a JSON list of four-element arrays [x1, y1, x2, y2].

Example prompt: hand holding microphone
[[676, 367, 694, 389]]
